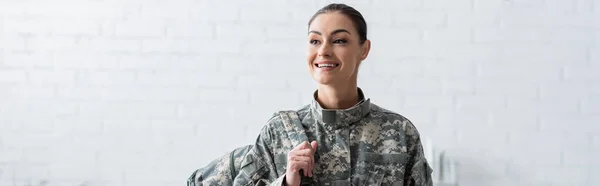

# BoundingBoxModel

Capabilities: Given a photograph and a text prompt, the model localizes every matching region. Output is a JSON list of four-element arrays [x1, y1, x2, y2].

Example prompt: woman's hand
[[284, 141, 318, 186]]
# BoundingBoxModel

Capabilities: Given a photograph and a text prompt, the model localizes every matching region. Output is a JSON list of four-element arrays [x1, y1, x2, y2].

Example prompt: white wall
[[0, 0, 598, 185]]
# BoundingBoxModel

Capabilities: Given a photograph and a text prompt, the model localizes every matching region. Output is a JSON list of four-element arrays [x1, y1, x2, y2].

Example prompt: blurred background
[[0, 0, 599, 185]]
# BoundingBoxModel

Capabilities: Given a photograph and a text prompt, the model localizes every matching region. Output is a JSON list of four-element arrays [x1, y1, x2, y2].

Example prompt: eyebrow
[[308, 29, 351, 36]]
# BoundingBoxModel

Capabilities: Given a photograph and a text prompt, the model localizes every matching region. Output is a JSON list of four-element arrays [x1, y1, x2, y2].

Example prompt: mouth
[[314, 63, 340, 69]]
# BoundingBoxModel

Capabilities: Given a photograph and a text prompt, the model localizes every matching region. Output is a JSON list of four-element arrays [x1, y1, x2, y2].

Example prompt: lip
[[315, 61, 339, 65]]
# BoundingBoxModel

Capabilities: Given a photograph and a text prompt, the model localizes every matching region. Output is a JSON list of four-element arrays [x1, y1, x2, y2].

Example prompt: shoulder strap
[[278, 110, 309, 150]]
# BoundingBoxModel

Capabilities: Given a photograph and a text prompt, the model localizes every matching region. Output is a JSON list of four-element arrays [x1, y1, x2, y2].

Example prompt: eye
[[309, 39, 320, 45], [333, 39, 347, 44]]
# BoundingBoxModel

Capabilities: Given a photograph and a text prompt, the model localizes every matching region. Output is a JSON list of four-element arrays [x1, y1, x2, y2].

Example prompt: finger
[[311, 141, 318, 151], [310, 141, 318, 176], [290, 155, 311, 162], [292, 160, 310, 176], [294, 149, 316, 156], [292, 149, 315, 176], [294, 141, 309, 150]]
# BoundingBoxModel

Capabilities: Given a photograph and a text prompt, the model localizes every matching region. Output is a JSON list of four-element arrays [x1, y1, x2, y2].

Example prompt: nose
[[317, 42, 331, 57]]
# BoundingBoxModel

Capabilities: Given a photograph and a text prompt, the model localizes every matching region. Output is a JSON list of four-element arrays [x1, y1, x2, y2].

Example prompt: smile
[[315, 63, 340, 68]]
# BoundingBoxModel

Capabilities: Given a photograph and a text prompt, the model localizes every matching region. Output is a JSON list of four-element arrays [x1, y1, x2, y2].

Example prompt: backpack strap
[[278, 110, 315, 185], [278, 110, 309, 149]]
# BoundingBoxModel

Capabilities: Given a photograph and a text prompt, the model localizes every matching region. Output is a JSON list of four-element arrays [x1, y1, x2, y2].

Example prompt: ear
[[359, 39, 371, 61]]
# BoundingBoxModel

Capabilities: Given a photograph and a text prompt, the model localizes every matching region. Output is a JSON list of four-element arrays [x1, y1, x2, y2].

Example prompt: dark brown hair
[[308, 3, 368, 44]]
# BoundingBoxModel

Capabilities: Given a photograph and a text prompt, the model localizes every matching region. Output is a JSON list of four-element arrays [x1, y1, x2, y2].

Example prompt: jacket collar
[[309, 87, 371, 130]]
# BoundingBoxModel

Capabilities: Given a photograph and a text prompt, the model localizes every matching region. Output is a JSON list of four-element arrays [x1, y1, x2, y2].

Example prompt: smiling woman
[[231, 3, 434, 186], [187, 3, 434, 186]]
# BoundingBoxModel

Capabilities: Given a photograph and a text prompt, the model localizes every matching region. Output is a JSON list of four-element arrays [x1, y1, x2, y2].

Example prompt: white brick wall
[[0, 0, 599, 185]]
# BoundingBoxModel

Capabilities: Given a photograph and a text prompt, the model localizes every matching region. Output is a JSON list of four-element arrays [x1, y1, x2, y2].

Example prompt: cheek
[[306, 48, 317, 63]]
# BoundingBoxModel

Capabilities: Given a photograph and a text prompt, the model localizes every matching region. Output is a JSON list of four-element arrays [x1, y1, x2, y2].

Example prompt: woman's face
[[306, 12, 369, 86]]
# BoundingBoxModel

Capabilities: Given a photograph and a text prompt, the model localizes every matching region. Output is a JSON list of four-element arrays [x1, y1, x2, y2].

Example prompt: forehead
[[308, 12, 356, 34]]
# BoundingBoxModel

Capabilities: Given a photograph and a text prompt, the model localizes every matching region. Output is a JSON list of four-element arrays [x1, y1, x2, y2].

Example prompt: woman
[[233, 3, 433, 186]]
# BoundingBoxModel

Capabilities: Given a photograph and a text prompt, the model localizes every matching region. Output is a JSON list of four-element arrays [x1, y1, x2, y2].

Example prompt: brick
[[249, 90, 302, 109], [140, 39, 191, 53], [24, 36, 81, 52], [150, 120, 195, 139], [423, 27, 472, 44], [538, 80, 600, 100], [165, 21, 213, 38], [446, 12, 502, 27], [475, 80, 538, 98], [436, 110, 491, 128], [138, 2, 191, 20], [53, 117, 103, 137], [0, 69, 27, 83], [369, 28, 422, 44], [45, 18, 101, 36], [503, 45, 589, 65], [27, 100, 78, 117], [26, 69, 76, 85], [76, 70, 137, 86], [52, 52, 119, 69], [442, 79, 475, 95], [107, 19, 166, 38], [3, 51, 54, 68], [372, 0, 422, 10], [563, 64, 600, 81], [591, 47, 599, 65], [289, 4, 321, 22], [394, 77, 443, 95], [2, 18, 50, 36], [488, 110, 539, 132], [357, 75, 397, 93], [562, 149, 593, 166], [477, 62, 562, 82], [456, 128, 509, 150], [239, 4, 290, 24], [7, 84, 56, 100], [404, 94, 454, 110], [538, 115, 600, 138], [422, 59, 476, 79], [581, 96, 600, 114], [90, 38, 142, 53], [550, 28, 596, 46], [266, 25, 306, 41], [505, 146, 563, 167], [77, 101, 129, 118], [539, 96, 580, 114], [424, 0, 473, 11], [215, 23, 267, 40], [189, 39, 242, 55], [240, 40, 295, 56], [0, 147, 22, 163], [0, 33, 27, 51], [393, 11, 447, 29], [473, 27, 553, 44], [136, 71, 236, 88], [455, 94, 506, 111], [543, 0, 577, 12], [236, 74, 289, 90], [188, 3, 239, 22]]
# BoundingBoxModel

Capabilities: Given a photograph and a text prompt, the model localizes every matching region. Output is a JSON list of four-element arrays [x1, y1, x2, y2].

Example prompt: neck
[[316, 81, 359, 110]]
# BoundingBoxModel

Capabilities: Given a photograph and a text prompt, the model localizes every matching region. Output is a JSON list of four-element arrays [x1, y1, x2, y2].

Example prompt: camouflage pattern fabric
[[187, 145, 253, 186], [232, 88, 434, 186]]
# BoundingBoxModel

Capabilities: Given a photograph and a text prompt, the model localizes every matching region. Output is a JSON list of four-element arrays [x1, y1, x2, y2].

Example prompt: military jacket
[[233, 88, 433, 186]]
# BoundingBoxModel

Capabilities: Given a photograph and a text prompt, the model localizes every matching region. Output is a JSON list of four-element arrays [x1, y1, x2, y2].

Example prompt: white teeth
[[318, 64, 336, 68]]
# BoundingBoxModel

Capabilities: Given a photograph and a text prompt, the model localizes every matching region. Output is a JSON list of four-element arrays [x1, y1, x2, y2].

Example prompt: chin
[[312, 75, 336, 85]]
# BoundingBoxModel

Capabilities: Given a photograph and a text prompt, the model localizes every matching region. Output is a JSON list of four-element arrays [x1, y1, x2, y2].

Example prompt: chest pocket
[[355, 152, 410, 186]]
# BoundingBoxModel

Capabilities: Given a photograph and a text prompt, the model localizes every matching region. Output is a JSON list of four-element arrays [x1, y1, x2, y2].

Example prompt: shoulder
[[258, 104, 311, 137], [368, 103, 422, 137]]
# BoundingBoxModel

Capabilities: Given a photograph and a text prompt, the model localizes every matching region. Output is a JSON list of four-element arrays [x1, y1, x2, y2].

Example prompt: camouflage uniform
[[233, 88, 433, 186]]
